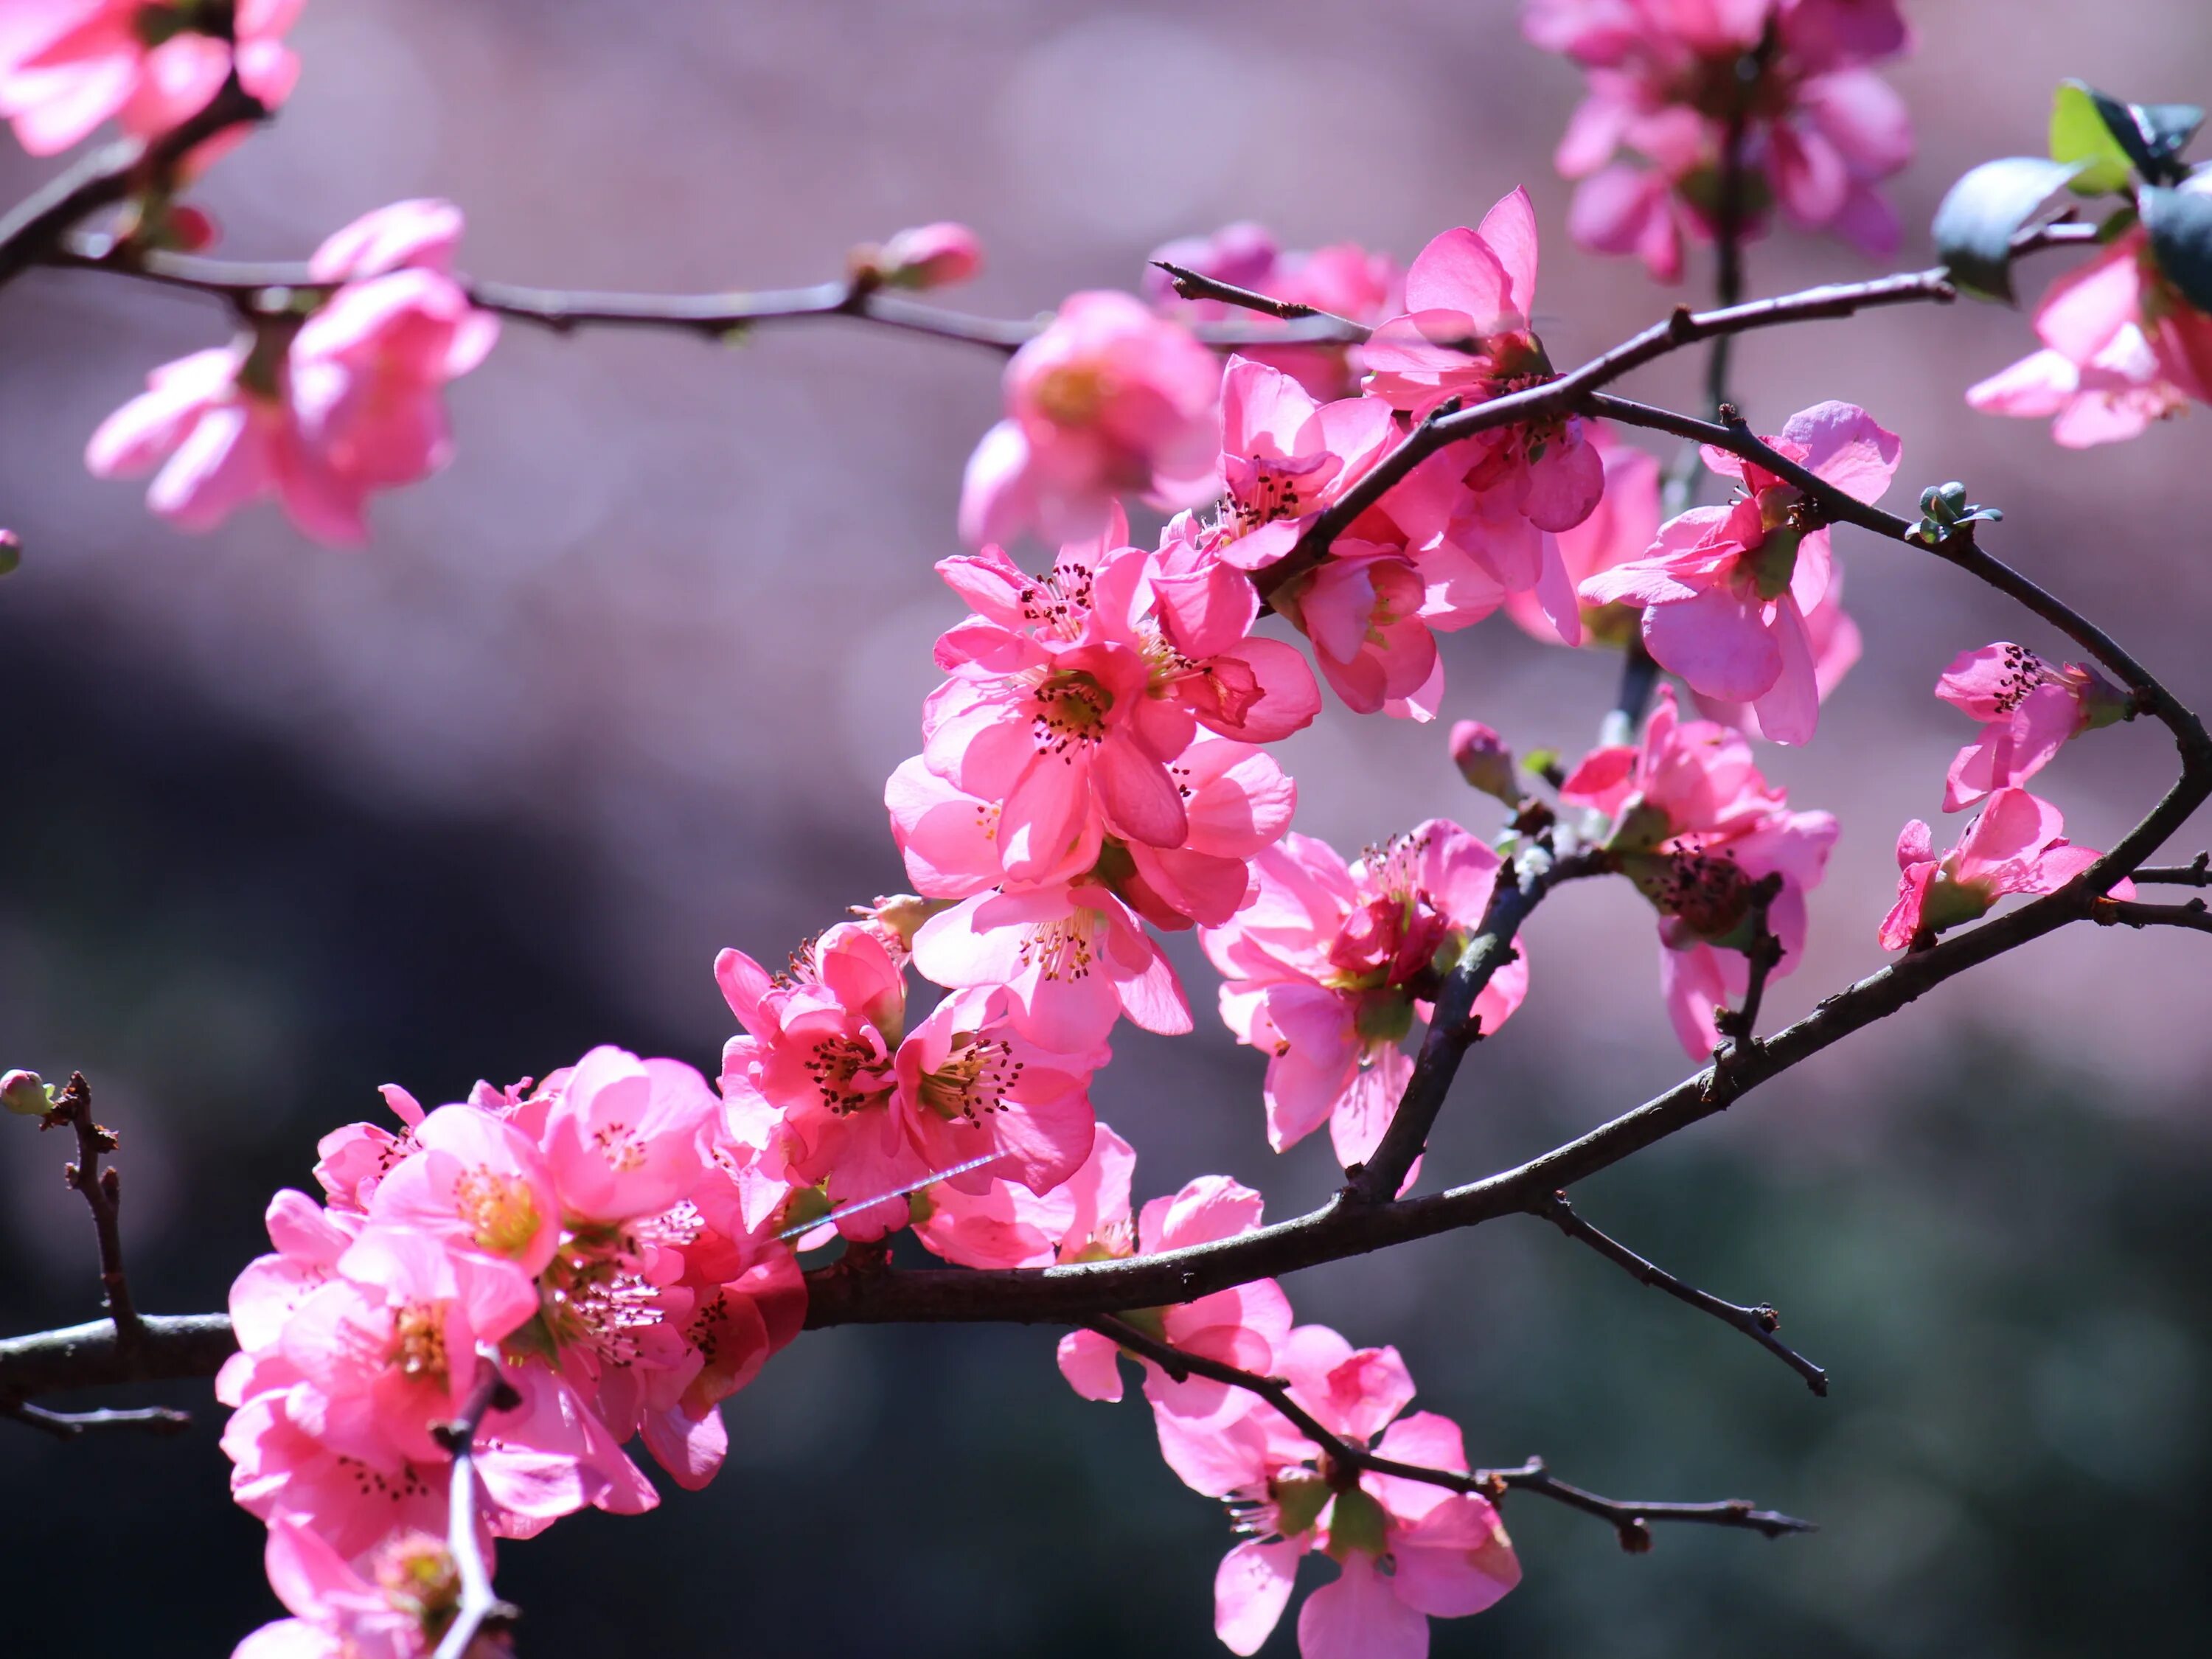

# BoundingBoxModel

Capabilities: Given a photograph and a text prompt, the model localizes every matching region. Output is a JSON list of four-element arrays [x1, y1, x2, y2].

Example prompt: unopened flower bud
[[159, 204, 219, 254], [875, 222, 984, 291], [1450, 720, 1517, 802], [2, 1069, 53, 1116], [0, 529, 19, 577], [860, 893, 954, 952]]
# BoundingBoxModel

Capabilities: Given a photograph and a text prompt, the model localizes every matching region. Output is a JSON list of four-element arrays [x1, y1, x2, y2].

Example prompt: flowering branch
[[1530, 1190, 1827, 1396], [428, 1359, 522, 1659], [1087, 1313, 1813, 1548]]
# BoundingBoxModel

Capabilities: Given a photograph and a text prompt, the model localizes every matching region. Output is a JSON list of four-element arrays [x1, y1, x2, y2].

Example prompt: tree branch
[[2133, 855, 2211, 886], [0, 1398, 191, 1441], [1150, 260, 1369, 333], [1530, 1190, 1826, 1395], [429, 1358, 522, 1659], [42, 243, 1366, 354], [1088, 1313, 1812, 1549]]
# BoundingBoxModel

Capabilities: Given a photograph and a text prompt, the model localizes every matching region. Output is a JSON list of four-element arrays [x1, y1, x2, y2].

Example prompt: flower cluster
[[221, 1050, 807, 1652], [88, 199, 498, 544], [1523, 0, 1914, 279]]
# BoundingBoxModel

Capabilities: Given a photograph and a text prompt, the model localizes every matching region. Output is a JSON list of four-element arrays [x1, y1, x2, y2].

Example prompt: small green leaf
[[2051, 82, 2135, 195], [1933, 156, 2088, 302], [2141, 186, 2212, 313]]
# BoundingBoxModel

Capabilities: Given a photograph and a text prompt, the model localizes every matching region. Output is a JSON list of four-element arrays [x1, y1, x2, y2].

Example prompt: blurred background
[[3, 1, 2209, 1653]]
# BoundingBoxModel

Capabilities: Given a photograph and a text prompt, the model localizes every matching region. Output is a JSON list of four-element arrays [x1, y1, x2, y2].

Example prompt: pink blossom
[[0, 0, 302, 158], [1562, 687, 1837, 1055], [313, 1085, 428, 1213], [911, 880, 1192, 1051], [232, 1517, 458, 1659], [1879, 788, 2125, 950], [717, 922, 923, 1238], [85, 341, 370, 543], [1969, 222, 2212, 445], [959, 290, 1220, 547], [1935, 641, 2128, 810], [1271, 542, 1442, 720], [1202, 822, 1527, 1168], [86, 201, 496, 544], [536, 1046, 717, 1224], [1053, 1175, 1293, 1422], [875, 220, 984, 290], [1206, 355, 1396, 572], [1581, 400, 1899, 745], [1686, 562, 1862, 740], [1144, 223, 1401, 400], [1525, 0, 1913, 272], [911, 1120, 1135, 1270]]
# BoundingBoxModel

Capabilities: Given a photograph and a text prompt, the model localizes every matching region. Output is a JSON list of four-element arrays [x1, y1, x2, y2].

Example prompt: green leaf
[[2141, 186, 2212, 313], [1933, 156, 2088, 302], [2051, 82, 2135, 195]]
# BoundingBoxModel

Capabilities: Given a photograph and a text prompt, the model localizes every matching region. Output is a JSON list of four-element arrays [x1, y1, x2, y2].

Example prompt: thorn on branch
[[1534, 1190, 1829, 1396]]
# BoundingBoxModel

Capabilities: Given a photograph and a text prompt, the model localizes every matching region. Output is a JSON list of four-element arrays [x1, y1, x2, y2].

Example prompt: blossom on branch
[[1935, 641, 2127, 810], [1202, 821, 1526, 1167], [1879, 787, 2124, 950], [1579, 399, 1898, 745]]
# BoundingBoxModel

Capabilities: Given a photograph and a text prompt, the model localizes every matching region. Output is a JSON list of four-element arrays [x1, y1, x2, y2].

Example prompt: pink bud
[[161, 205, 219, 254], [2, 1069, 52, 1117], [1450, 720, 1517, 801], [0, 529, 19, 577], [877, 222, 984, 290]]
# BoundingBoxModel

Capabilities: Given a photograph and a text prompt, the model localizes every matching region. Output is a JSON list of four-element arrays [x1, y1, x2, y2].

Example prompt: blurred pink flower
[[959, 291, 1220, 546], [0, 0, 302, 157]]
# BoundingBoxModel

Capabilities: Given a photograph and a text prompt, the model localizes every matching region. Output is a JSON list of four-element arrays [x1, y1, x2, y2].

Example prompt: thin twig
[[1087, 1314, 1812, 1549], [42, 243, 1368, 354], [429, 1357, 523, 1659], [1150, 260, 1369, 333], [0, 1398, 190, 1441], [41, 1073, 143, 1357], [1531, 1191, 1826, 1396], [2092, 896, 2212, 935], [2134, 855, 2211, 886], [1711, 872, 1787, 1086]]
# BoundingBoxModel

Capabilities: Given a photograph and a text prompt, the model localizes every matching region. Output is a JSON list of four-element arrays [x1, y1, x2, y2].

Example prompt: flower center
[[1031, 669, 1113, 754], [1031, 361, 1113, 426], [919, 1033, 1025, 1121], [1017, 911, 1099, 981], [807, 1033, 893, 1114], [453, 1167, 543, 1259], [390, 1302, 448, 1385]]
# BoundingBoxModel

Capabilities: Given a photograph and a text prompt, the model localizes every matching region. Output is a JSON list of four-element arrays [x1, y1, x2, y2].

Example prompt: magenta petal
[[1641, 586, 1783, 703]]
